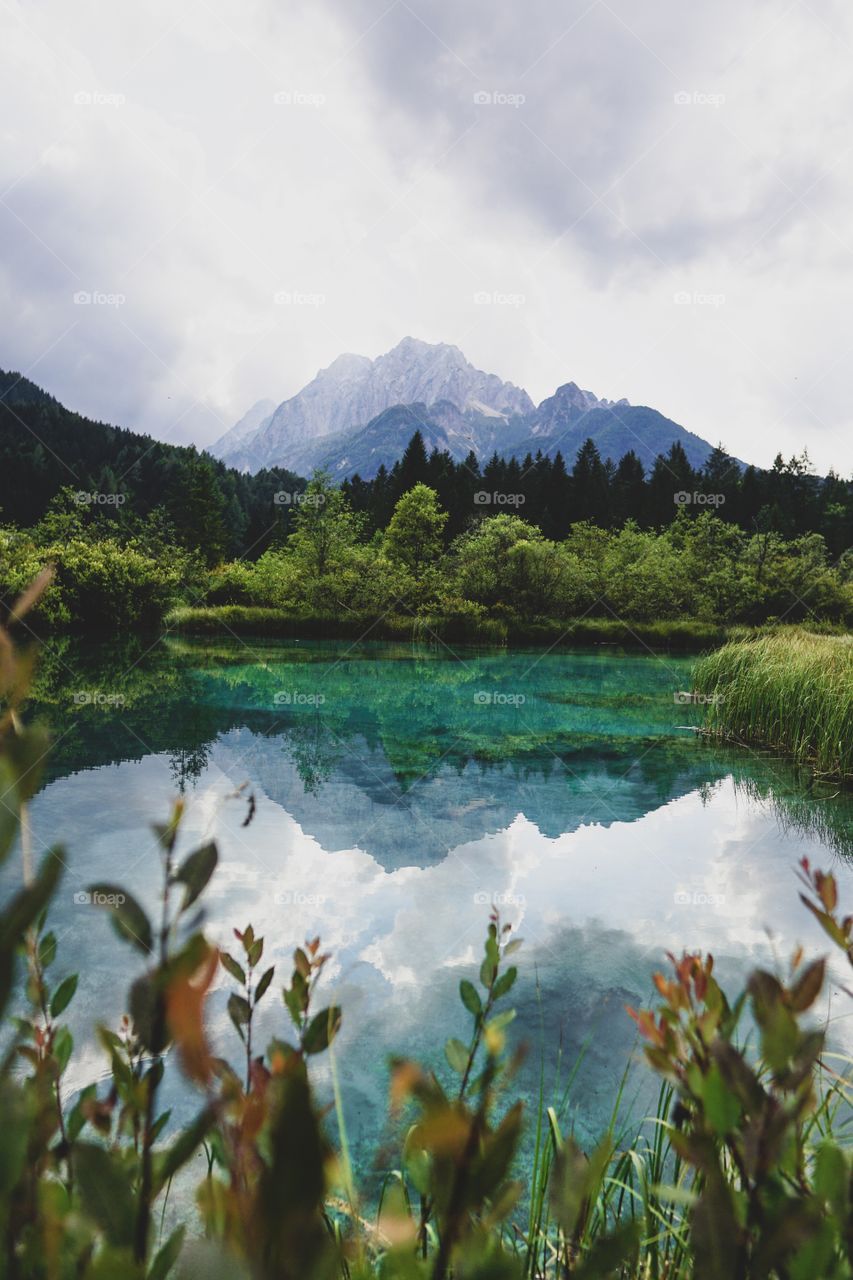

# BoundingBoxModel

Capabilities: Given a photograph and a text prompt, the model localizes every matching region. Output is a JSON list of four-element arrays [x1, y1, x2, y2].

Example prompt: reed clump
[[693, 628, 853, 781]]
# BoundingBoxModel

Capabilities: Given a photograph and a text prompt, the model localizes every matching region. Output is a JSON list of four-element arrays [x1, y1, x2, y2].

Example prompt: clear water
[[8, 635, 853, 1185]]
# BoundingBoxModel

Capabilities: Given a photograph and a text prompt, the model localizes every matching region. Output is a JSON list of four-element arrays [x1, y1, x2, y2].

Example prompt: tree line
[[342, 430, 853, 557]]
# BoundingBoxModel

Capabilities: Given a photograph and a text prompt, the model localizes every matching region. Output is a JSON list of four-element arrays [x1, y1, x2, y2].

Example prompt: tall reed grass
[[693, 628, 853, 780]]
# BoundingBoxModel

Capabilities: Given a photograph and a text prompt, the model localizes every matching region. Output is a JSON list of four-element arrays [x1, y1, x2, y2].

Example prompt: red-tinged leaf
[[166, 944, 218, 1083], [789, 958, 826, 1012]]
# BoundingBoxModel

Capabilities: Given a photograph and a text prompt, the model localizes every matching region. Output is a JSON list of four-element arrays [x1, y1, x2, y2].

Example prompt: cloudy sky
[[1, 0, 851, 472]]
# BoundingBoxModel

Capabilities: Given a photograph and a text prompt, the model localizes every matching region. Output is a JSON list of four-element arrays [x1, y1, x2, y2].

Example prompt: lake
[[10, 634, 853, 1186]]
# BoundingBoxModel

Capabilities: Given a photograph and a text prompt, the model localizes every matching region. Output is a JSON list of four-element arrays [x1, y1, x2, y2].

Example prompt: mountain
[[208, 397, 276, 459], [211, 338, 533, 470], [215, 339, 720, 478]]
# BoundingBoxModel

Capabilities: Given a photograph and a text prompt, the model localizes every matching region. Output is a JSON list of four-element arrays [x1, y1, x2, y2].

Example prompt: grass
[[693, 628, 853, 781], [166, 606, 736, 650]]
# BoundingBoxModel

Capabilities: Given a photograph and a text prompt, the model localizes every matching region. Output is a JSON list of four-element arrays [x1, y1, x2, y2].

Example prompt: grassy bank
[[693, 628, 853, 781], [166, 605, 734, 649]]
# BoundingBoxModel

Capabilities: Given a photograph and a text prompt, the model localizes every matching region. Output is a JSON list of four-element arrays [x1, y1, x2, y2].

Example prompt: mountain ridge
[[213, 338, 719, 477]]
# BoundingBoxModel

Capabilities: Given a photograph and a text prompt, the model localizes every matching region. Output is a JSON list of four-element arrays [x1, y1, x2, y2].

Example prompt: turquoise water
[[9, 635, 853, 1184]]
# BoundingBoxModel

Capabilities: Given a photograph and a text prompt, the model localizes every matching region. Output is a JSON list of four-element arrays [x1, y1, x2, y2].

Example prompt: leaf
[[468, 1101, 523, 1202], [228, 992, 250, 1041], [0, 846, 64, 1012], [256, 1070, 331, 1272], [255, 965, 275, 1002], [3, 724, 53, 805], [53, 1025, 73, 1073], [147, 1224, 186, 1280], [445, 1037, 469, 1074], [691, 1174, 741, 1280], [88, 884, 153, 955], [166, 944, 218, 1083], [154, 1107, 216, 1195], [38, 931, 56, 969], [220, 952, 245, 985], [302, 1006, 342, 1054], [130, 973, 169, 1054], [815, 1140, 848, 1221], [493, 966, 518, 1000], [247, 937, 263, 967], [50, 973, 78, 1018], [173, 842, 217, 912], [701, 1063, 741, 1136], [573, 1221, 641, 1280], [459, 979, 482, 1016], [74, 1142, 136, 1247], [0, 846, 64, 951], [789, 958, 825, 1012]]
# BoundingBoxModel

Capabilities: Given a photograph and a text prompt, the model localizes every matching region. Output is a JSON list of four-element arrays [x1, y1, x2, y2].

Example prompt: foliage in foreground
[[1, 586, 852, 1279], [694, 630, 853, 780]]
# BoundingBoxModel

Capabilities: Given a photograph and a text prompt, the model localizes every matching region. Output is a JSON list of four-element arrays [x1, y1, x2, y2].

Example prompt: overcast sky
[[1, 0, 851, 472]]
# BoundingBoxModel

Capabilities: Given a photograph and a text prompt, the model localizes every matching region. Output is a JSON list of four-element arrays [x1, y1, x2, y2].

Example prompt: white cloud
[[1, 0, 852, 471]]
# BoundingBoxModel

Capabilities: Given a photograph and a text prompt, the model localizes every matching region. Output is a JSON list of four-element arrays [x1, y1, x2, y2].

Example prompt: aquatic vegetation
[[694, 630, 853, 781]]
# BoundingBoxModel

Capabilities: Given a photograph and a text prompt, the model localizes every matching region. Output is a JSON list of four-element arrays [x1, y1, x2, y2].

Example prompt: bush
[[0, 532, 187, 629]]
